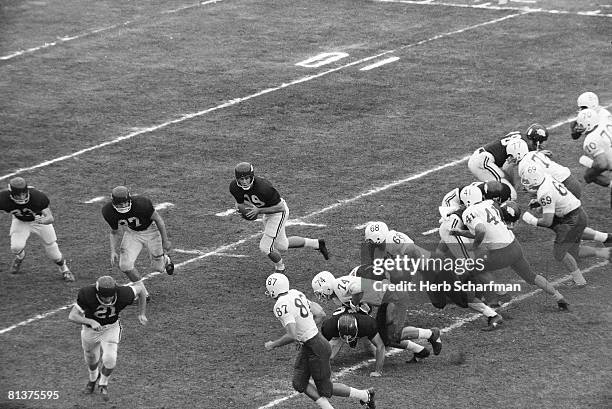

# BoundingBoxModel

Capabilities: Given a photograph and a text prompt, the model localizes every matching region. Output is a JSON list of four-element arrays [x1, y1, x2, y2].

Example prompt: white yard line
[[0, 12, 526, 183], [258, 260, 609, 409], [0, 0, 225, 61], [376, 0, 612, 17]]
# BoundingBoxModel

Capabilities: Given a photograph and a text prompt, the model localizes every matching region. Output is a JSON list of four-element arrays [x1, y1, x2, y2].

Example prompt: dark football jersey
[[321, 313, 379, 341], [101, 196, 154, 231], [482, 132, 531, 167], [0, 188, 49, 222], [76, 285, 135, 326], [229, 177, 281, 208]]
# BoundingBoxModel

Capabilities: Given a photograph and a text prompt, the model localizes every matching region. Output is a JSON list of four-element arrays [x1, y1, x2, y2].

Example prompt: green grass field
[[1, 0, 611, 408]]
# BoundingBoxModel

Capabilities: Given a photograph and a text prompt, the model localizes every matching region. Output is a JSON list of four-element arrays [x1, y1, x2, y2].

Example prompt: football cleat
[[9, 257, 23, 274], [557, 299, 570, 311], [63, 270, 75, 282], [428, 328, 442, 355], [360, 388, 376, 409], [407, 347, 430, 363], [481, 314, 504, 332], [318, 239, 329, 260], [99, 385, 109, 401], [164, 254, 174, 275], [85, 374, 100, 394]]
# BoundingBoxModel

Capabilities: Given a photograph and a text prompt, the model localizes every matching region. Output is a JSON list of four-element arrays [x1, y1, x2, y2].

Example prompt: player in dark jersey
[[0, 177, 73, 281], [467, 131, 537, 200], [68, 275, 147, 401], [321, 311, 386, 377], [102, 186, 174, 299], [230, 162, 329, 273]]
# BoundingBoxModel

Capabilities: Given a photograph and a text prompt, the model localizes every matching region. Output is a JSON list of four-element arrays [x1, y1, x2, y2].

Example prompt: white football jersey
[[332, 275, 362, 305], [596, 106, 612, 124], [273, 289, 318, 343], [462, 200, 515, 248], [583, 118, 612, 166], [519, 151, 571, 183], [439, 213, 474, 259], [536, 176, 581, 217], [383, 229, 414, 256]]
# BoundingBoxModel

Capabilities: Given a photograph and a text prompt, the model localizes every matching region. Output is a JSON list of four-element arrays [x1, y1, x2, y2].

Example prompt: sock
[[99, 374, 109, 386], [417, 328, 433, 339], [468, 302, 497, 318], [315, 397, 334, 409], [593, 231, 608, 242], [349, 388, 369, 401], [88, 368, 99, 382], [274, 261, 285, 271], [304, 238, 319, 249], [403, 340, 424, 353]]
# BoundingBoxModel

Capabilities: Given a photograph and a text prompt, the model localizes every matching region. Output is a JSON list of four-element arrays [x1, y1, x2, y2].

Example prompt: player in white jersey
[[435, 209, 505, 330], [452, 186, 570, 310], [572, 108, 612, 207], [571, 91, 612, 140], [312, 268, 442, 362], [520, 165, 611, 286], [511, 135, 612, 246], [264, 273, 375, 409]]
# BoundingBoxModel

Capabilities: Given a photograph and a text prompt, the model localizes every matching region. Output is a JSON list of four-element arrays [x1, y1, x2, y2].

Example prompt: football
[[237, 204, 258, 220]]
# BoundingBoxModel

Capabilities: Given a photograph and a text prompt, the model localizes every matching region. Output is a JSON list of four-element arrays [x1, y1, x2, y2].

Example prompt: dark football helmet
[[499, 201, 521, 224], [96, 276, 118, 306], [525, 123, 549, 148], [483, 181, 511, 204], [234, 162, 255, 190], [111, 186, 131, 213], [337, 313, 359, 344], [8, 177, 30, 205]]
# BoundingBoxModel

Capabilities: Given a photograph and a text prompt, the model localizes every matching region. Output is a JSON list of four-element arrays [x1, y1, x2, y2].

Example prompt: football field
[[1, 0, 611, 408]]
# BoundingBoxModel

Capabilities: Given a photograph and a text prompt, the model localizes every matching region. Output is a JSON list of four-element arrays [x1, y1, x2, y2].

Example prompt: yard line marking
[[216, 208, 237, 216], [422, 227, 440, 235], [257, 260, 610, 409], [154, 202, 175, 210], [360, 56, 400, 71], [0, 12, 526, 182], [377, 0, 612, 17], [0, 114, 580, 336], [0, 0, 225, 61], [83, 196, 106, 204]]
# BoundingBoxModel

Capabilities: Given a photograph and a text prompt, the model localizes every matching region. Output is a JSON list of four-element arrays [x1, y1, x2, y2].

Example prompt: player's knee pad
[[83, 349, 100, 364], [119, 258, 135, 273], [259, 235, 275, 255], [101, 344, 118, 369], [10, 243, 25, 256], [151, 254, 164, 272], [43, 242, 62, 261]]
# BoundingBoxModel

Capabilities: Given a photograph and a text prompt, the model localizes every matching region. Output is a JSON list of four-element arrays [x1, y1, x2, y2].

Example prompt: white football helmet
[[576, 108, 600, 133], [506, 139, 530, 163], [364, 221, 389, 244], [577, 92, 599, 110], [520, 164, 546, 192], [459, 185, 483, 207], [312, 271, 336, 299], [265, 273, 289, 298]]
